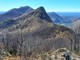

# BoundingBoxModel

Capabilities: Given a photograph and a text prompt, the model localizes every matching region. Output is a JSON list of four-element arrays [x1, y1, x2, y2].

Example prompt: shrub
[[58, 48, 66, 52], [40, 53, 51, 60], [8, 48, 17, 56]]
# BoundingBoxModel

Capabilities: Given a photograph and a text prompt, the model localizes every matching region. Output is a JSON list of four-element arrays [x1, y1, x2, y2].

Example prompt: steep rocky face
[[0, 6, 33, 21], [32, 7, 52, 22]]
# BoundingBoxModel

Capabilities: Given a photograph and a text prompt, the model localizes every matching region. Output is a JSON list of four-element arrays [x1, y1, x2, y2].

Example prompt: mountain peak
[[34, 6, 52, 22], [36, 6, 45, 11], [35, 6, 46, 14]]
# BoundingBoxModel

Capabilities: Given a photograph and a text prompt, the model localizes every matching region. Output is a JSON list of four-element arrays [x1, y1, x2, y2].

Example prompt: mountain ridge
[[0, 6, 33, 21]]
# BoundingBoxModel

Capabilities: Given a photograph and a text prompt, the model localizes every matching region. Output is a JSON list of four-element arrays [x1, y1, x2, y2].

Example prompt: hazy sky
[[0, 0, 80, 12]]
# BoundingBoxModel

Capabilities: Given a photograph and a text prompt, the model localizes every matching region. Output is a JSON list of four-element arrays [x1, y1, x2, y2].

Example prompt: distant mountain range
[[0, 6, 64, 29], [0, 6, 80, 28], [0, 6, 80, 31], [48, 12, 80, 27], [56, 12, 80, 23], [57, 12, 80, 17], [55, 12, 80, 38], [48, 12, 65, 24]]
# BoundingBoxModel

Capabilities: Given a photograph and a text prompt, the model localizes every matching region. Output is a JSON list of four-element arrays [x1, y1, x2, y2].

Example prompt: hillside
[[71, 20, 80, 34], [0, 6, 33, 21], [0, 7, 79, 60]]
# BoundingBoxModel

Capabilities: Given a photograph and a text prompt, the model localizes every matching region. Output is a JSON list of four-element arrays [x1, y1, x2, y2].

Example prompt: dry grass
[[4, 56, 22, 60]]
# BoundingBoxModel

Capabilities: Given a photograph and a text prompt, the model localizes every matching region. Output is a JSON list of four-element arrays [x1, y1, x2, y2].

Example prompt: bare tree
[[16, 20, 25, 58], [1, 30, 10, 51]]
